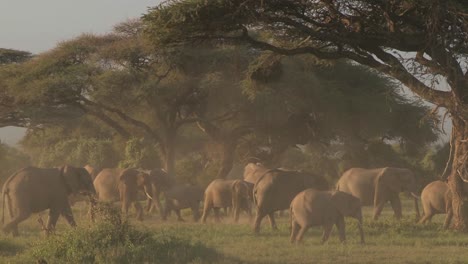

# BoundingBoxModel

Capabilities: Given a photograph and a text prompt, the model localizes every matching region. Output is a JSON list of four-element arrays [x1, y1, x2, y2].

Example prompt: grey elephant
[[162, 185, 204, 222], [2, 165, 95, 236], [336, 167, 420, 220], [93, 168, 153, 221], [253, 169, 329, 233], [290, 189, 364, 244], [418, 180, 452, 228], [201, 179, 252, 223], [232, 180, 254, 223], [243, 162, 270, 184], [146, 168, 172, 215]]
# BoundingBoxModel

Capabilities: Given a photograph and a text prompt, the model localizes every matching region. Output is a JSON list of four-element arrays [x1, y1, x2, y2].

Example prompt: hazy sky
[[0, 0, 162, 145], [0, 0, 161, 53]]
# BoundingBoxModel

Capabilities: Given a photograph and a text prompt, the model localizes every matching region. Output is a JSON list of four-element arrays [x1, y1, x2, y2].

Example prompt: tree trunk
[[163, 133, 176, 177], [216, 139, 237, 179], [448, 115, 468, 231]]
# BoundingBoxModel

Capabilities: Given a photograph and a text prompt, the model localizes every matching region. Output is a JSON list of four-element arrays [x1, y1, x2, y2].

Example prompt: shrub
[[29, 203, 221, 264]]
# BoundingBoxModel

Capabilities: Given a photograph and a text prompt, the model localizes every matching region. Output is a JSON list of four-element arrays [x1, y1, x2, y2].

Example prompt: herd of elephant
[[0, 162, 455, 244]]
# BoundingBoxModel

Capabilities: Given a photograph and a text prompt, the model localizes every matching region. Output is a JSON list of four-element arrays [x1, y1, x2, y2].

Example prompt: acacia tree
[[143, 0, 468, 229], [0, 22, 201, 175]]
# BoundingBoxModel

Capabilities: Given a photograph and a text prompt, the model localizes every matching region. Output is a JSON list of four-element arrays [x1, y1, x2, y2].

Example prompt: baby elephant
[[162, 185, 204, 222], [418, 180, 452, 228], [290, 189, 364, 244]]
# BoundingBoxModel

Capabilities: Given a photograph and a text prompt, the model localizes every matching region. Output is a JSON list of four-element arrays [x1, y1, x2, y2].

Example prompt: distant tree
[[0, 48, 32, 65]]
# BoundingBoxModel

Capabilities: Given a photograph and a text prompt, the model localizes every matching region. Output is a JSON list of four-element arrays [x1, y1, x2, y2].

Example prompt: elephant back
[[205, 179, 235, 207]]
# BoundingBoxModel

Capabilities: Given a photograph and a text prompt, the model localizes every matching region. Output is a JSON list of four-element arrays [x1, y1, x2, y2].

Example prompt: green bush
[[29, 203, 221, 264]]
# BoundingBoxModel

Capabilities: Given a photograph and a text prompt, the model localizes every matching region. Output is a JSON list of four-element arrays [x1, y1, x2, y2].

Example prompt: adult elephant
[[232, 180, 254, 223], [93, 168, 153, 221], [253, 169, 329, 233], [162, 185, 204, 222], [146, 168, 172, 215], [336, 167, 420, 220], [418, 180, 452, 228], [201, 179, 252, 223], [2, 165, 95, 236], [243, 162, 270, 184], [290, 189, 364, 244]]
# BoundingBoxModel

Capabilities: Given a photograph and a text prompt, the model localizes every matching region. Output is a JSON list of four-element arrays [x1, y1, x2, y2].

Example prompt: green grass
[[1, 198, 467, 264]]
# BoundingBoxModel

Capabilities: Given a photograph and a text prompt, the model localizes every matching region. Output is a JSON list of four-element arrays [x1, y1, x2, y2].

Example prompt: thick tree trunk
[[216, 140, 237, 179], [448, 116, 468, 231]]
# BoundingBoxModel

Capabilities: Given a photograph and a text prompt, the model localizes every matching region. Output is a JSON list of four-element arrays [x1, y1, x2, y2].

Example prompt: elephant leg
[[2, 210, 30, 236], [321, 224, 333, 244], [214, 208, 222, 222], [61, 205, 77, 227], [389, 195, 402, 220], [418, 211, 433, 224], [443, 209, 453, 229], [233, 206, 240, 223], [336, 216, 346, 243], [162, 202, 170, 221], [201, 202, 212, 223], [253, 210, 266, 233], [46, 209, 61, 236], [268, 213, 278, 230], [373, 200, 386, 220], [295, 226, 309, 243], [175, 209, 184, 222], [192, 206, 200, 222], [290, 220, 300, 243], [133, 202, 144, 221]]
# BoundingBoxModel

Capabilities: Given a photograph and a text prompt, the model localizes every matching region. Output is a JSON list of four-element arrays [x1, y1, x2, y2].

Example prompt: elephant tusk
[[145, 191, 153, 200], [411, 192, 420, 200]]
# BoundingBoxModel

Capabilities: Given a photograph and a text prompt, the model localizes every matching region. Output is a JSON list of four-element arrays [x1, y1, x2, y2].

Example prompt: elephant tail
[[231, 180, 239, 212], [1, 188, 6, 224]]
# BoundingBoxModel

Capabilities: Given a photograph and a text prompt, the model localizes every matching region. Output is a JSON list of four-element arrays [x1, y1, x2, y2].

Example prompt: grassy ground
[[1, 198, 467, 264]]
